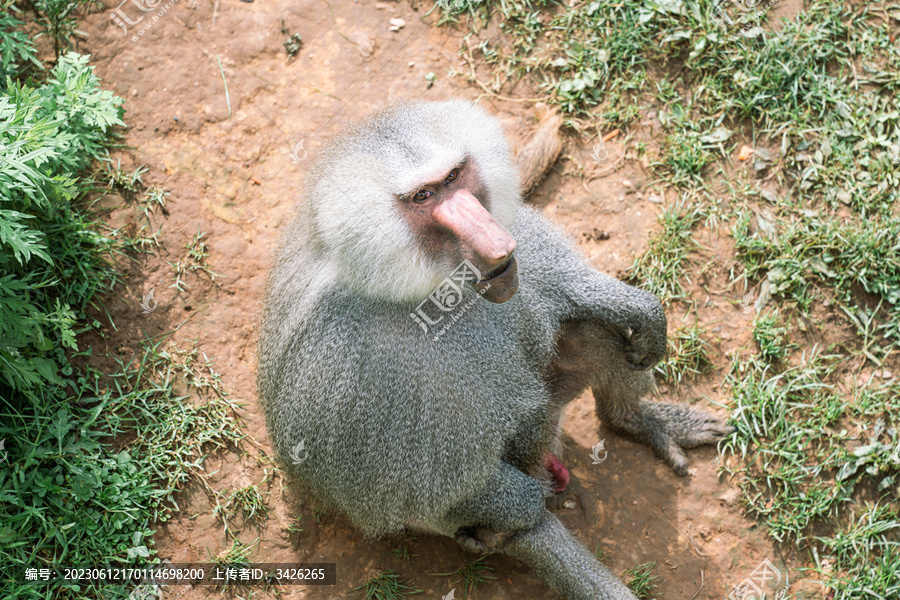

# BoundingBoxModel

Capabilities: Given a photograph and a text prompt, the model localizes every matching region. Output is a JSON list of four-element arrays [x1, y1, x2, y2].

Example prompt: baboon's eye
[[414, 189, 432, 203], [444, 168, 460, 186]]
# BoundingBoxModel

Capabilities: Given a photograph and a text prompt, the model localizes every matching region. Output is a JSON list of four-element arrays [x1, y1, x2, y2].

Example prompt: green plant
[[32, 0, 98, 59], [0, 6, 41, 84], [351, 570, 422, 600], [655, 322, 712, 385], [0, 52, 124, 399], [170, 229, 218, 291], [628, 199, 702, 305], [625, 561, 658, 599], [752, 311, 792, 362], [437, 557, 495, 598], [0, 49, 245, 600], [214, 484, 270, 533]]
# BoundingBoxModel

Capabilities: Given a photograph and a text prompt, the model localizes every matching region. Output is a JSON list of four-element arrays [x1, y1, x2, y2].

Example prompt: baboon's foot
[[544, 452, 570, 493], [454, 526, 499, 553], [606, 401, 735, 476]]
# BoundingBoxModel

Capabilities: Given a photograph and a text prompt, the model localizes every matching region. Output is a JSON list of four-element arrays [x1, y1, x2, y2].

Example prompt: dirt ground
[[57, 0, 808, 597]]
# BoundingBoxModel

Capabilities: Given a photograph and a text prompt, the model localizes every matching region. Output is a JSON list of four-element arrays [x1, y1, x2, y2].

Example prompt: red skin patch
[[545, 452, 570, 493]]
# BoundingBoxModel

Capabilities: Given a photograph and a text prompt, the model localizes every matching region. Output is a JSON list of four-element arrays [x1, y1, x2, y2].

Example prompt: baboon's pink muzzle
[[432, 190, 519, 303]]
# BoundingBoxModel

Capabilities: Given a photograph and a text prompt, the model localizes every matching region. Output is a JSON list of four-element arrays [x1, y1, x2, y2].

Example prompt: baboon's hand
[[455, 526, 501, 553], [622, 292, 667, 370]]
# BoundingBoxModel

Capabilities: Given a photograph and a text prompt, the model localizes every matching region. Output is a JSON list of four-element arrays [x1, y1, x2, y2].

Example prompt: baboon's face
[[396, 157, 519, 303]]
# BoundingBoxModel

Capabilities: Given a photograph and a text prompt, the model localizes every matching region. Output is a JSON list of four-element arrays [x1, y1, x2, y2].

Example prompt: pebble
[[225, 186, 237, 200], [389, 17, 406, 31], [647, 193, 663, 204], [718, 489, 740, 506], [563, 500, 576, 509]]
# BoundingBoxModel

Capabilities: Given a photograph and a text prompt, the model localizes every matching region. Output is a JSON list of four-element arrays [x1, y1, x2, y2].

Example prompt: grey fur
[[257, 99, 733, 599]]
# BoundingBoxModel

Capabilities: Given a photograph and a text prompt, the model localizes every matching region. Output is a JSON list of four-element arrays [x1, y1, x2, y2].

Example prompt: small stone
[[389, 17, 406, 31], [563, 500, 576, 509], [647, 193, 663, 204], [880, 370, 893, 379], [622, 179, 633, 188], [225, 186, 237, 200], [131, 89, 138, 96], [718, 489, 740, 506], [408, 61, 415, 67]]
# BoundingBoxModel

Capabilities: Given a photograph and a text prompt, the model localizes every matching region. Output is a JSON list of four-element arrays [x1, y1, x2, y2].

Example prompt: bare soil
[[60, 0, 820, 597]]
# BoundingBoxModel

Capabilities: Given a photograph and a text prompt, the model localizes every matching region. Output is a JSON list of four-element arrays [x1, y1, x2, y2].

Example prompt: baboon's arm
[[562, 270, 667, 371]]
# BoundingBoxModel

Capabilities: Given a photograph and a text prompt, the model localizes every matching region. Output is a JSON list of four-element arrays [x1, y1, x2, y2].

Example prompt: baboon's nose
[[432, 189, 517, 270]]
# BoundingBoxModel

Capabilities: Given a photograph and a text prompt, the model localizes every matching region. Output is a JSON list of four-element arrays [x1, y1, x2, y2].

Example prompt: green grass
[[438, 0, 900, 595], [0, 21, 245, 599], [214, 484, 270, 535], [627, 199, 702, 305], [625, 561, 658, 599], [752, 311, 793, 363], [209, 538, 257, 592], [437, 556, 496, 598], [655, 321, 712, 385], [351, 570, 422, 600], [170, 229, 218, 292]]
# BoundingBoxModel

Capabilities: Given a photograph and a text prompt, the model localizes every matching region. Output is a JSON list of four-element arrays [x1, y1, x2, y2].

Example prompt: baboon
[[257, 99, 733, 599]]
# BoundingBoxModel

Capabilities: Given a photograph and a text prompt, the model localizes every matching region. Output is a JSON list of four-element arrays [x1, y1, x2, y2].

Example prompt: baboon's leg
[[587, 328, 734, 476], [443, 462, 639, 600], [549, 320, 733, 476], [502, 510, 639, 600]]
